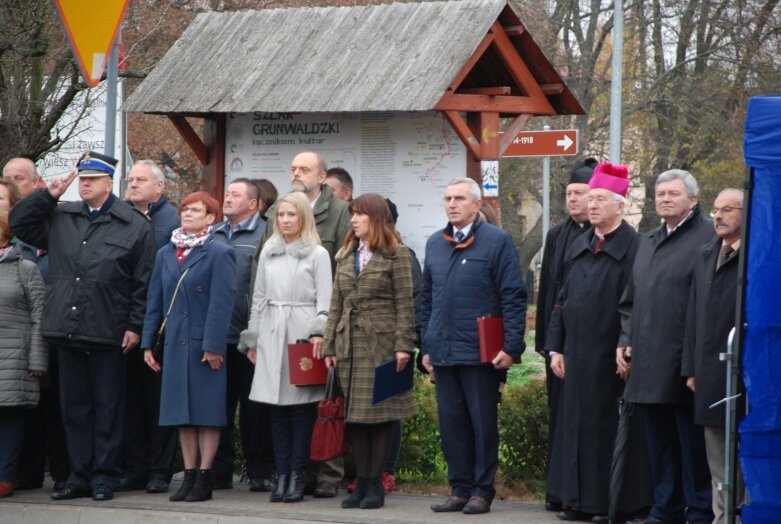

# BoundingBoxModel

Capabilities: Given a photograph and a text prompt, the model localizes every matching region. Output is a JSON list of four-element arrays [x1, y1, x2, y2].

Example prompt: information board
[[225, 111, 467, 259]]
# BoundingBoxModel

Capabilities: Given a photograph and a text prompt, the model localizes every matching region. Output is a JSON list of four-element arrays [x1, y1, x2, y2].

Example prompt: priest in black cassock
[[535, 157, 597, 512], [546, 162, 652, 522]]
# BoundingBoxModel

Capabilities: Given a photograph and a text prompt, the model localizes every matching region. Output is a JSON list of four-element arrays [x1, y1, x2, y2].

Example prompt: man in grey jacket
[[212, 178, 274, 492]]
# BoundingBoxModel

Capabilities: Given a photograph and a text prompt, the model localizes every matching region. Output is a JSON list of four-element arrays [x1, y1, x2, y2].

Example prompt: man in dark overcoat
[[617, 169, 716, 524], [9, 151, 156, 502], [682, 188, 745, 522], [421, 177, 527, 515], [118, 159, 180, 493], [535, 157, 596, 512]]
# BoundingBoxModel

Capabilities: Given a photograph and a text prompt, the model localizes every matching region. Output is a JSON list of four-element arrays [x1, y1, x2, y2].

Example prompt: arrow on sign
[[53, 0, 130, 87], [557, 134, 574, 151]]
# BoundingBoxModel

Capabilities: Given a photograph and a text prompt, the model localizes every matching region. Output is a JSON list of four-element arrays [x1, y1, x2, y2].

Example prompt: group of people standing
[[538, 160, 744, 524]]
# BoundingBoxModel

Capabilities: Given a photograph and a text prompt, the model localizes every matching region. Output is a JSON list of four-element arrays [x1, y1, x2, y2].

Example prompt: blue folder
[[372, 358, 414, 404]]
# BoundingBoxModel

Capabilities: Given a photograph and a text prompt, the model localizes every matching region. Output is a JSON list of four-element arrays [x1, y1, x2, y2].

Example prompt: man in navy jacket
[[421, 177, 527, 515]]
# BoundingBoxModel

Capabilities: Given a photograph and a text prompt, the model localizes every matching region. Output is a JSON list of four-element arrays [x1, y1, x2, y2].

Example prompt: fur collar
[[263, 235, 316, 259]]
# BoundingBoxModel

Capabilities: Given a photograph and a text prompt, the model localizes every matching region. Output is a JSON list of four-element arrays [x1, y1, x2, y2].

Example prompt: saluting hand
[[47, 170, 78, 199]]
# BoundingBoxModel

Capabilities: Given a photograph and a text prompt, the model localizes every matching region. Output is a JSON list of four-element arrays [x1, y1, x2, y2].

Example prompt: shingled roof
[[125, 0, 582, 115]]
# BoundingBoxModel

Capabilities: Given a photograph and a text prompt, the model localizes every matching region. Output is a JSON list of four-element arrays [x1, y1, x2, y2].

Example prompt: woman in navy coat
[[142, 191, 236, 503]]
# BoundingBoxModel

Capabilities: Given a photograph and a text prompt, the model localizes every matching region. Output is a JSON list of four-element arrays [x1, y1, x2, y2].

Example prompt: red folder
[[288, 343, 328, 386], [477, 316, 504, 363]]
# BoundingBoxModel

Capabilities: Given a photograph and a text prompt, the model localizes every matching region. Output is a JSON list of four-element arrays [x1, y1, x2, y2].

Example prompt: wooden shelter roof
[[124, 0, 583, 116]]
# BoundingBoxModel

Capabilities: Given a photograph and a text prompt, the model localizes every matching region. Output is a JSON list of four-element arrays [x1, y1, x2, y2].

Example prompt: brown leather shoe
[[431, 495, 469, 512], [0, 481, 13, 498], [462, 496, 491, 514]]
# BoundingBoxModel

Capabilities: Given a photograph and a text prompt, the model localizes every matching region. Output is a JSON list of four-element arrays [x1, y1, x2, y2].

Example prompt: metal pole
[[542, 125, 551, 246], [608, 0, 624, 163], [104, 28, 120, 156]]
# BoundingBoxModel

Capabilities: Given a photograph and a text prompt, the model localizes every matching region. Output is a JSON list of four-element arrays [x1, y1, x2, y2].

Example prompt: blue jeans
[[0, 407, 25, 482], [269, 402, 317, 476], [434, 365, 500, 502]]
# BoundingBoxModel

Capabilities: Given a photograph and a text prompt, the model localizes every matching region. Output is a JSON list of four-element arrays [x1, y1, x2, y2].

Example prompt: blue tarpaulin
[[740, 95, 781, 523]]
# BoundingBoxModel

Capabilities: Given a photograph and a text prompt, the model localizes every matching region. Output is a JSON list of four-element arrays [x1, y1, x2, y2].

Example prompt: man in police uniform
[[10, 151, 156, 502]]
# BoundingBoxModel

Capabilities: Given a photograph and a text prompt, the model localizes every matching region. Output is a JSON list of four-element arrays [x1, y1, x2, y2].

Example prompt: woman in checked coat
[[323, 193, 417, 510]]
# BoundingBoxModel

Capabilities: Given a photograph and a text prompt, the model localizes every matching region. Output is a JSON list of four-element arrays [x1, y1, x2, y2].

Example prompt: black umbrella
[[608, 397, 634, 523]]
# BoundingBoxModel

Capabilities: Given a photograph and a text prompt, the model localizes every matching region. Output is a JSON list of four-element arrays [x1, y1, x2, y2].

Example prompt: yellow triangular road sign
[[53, 0, 129, 87]]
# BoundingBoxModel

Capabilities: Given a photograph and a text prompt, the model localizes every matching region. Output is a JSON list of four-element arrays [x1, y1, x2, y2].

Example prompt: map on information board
[[225, 112, 467, 259]]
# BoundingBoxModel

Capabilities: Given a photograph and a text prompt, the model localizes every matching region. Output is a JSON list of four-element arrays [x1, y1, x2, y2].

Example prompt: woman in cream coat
[[240, 192, 332, 504]]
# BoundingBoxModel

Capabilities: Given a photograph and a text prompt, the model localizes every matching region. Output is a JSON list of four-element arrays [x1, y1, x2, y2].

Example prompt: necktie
[[454, 231, 465, 243], [718, 244, 734, 269]]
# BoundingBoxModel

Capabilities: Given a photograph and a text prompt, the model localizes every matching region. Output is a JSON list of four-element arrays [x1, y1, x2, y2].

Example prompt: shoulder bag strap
[[158, 267, 190, 335]]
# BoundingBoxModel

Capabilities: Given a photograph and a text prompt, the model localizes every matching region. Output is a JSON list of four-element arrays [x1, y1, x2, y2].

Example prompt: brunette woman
[[323, 193, 417, 509]]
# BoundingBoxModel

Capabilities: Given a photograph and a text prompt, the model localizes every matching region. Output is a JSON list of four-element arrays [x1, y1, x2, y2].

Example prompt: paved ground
[[0, 479, 561, 524]]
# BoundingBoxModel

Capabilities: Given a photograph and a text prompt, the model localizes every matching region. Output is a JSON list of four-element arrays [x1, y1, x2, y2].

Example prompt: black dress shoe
[[313, 481, 337, 498], [13, 479, 43, 490], [145, 478, 169, 493], [51, 485, 91, 500], [52, 480, 67, 491], [462, 496, 491, 514], [557, 509, 595, 521], [92, 484, 114, 501], [592, 512, 634, 523], [547, 501, 564, 512], [431, 495, 469, 512], [115, 476, 145, 492]]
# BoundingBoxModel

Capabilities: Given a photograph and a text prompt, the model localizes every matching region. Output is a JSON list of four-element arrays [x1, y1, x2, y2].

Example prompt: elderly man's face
[[711, 191, 743, 243], [290, 153, 325, 196], [444, 182, 482, 230], [3, 158, 37, 198], [655, 179, 696, 223], [127, 164, 163, 208], [587, 188, 623, 230]]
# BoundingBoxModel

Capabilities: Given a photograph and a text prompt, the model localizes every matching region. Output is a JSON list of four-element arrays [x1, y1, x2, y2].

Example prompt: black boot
[[185, 469, 213, 502], [359, 477, 384, 509], [270, 474, 287, 503], [169, 469, 196, 502], [341, 477, 368, 508], [283, 472, 305, 503]]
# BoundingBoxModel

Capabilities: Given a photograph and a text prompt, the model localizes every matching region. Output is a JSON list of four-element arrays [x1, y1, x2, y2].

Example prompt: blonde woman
[[240, 192, 332, 503]]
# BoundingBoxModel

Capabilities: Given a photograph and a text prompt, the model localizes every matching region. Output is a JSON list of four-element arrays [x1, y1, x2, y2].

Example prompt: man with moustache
[[536, 157, 597, 512], [212, 178, 275, 492], [617, 170, 715, 524], [682, 189, 745, 522], [546, 163, 649, 522], [251, 151, 351, 497], [10, 151, 156, 502]]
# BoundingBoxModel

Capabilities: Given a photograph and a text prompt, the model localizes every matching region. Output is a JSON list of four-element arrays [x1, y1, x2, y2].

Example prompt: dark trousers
[[269, 402, 317, 476], [385, 420, 402, 474], [15, 355, 70, 484], [434, 364, 500, 502], [58, 346, 127, 490], [640, 402, 714, 523], [213, 346, 275, 483], [120, 347, 178, 483], [544, 354, 564, 504], [0, 407, 25, 481]]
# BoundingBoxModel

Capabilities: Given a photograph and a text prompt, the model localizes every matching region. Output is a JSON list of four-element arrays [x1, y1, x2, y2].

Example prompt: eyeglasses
[[180, 206, 206, 215], [710, 206, 742, 217]]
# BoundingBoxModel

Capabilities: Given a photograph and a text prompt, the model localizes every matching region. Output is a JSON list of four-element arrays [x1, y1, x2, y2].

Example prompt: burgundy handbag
[[310, 366, 350, 461]]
